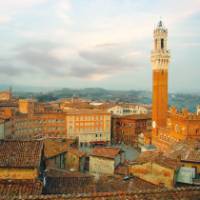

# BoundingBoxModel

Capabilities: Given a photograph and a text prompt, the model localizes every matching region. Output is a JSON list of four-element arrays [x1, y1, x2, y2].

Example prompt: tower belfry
[[151, 21, 170, 132]]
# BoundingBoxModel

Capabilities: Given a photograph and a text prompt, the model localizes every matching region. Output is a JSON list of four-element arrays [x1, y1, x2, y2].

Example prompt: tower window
[[161, 39, 164, 49]]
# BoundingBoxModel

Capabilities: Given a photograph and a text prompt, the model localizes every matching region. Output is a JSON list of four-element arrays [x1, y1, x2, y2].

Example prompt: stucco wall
[[129, 162, 175, 188], [0, 168, 38, 179], [89, 156, 114, 175]]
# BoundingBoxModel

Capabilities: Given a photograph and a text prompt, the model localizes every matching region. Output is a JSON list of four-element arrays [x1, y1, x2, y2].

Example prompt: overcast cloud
[[0, 0, 200, 91]]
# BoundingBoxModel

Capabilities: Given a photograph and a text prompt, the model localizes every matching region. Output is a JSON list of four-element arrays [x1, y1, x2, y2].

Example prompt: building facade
[[112, 114, 152, 146], [65, 109, 111, 146], [107, 105, 150, 116], [12, 113, 66, 139], [89, 147, 124, 175], [0, 140, 44, 180], [0, 90, 12, 101]]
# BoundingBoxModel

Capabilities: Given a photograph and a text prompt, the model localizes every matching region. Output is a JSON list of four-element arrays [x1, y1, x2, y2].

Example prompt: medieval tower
[[151, 21, 170, 134]]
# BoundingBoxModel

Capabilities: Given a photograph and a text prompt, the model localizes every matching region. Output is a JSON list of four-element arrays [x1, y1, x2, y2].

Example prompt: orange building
[[154, 108, 200, 151], [12, 112, 66, 139], [9, 108, 111, 145], [112, 114, 152, 146], [18, 99, 37, 114]]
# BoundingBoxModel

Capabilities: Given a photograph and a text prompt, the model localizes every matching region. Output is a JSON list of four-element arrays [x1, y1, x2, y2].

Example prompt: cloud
[[6, 40, 143, 81], [16, 45, 63, 67], [0, 0, 48, 24], [0, 0, 199, 89], [0, 64, 21, 76], [55, 0, 72, 24], [69, 44, 143, 80], [79, 45, 138, 68]]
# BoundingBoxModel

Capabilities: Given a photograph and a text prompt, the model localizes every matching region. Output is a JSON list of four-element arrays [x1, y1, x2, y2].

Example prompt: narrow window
[[161, 39, 164, 49]]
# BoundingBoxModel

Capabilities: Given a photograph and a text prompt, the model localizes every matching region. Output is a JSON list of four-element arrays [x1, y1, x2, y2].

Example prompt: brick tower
[[151, 21, 170, 135]]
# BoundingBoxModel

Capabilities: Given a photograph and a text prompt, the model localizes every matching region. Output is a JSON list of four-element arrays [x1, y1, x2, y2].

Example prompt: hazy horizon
[[1, 84, 200, 95]]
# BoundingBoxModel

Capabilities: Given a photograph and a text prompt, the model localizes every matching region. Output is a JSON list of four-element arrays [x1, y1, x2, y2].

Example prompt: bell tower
[[151, 21, 170, 133]]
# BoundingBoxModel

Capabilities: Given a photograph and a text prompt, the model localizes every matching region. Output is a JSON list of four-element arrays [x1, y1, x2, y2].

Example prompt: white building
[[107, 104, 150, 116]]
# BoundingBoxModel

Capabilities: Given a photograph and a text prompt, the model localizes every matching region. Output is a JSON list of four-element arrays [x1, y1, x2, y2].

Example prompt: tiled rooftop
[[136, 151, 181, 170], [0, 140, 43, 168], [95, 175, 162, 193], [90, 147, 122, 159], [44, 168, 95, 195], [3, 187, 200, 200], [67, 148, 85, 158], [45, 168, 93, 178], [0, 179, 42, 197], [181, 149, 200, 163], [44, 139, 69, 159], [165, 140, 200, 163]]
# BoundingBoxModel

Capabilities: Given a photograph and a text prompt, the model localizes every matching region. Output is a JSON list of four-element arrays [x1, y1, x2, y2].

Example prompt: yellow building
[[0, 90, 12, 101], [128, 152, 181, 188], [65, 109, 111, 146], [18, 99, 37, 114], [0, 140, 44, 180], [89, 147, 124, 175]]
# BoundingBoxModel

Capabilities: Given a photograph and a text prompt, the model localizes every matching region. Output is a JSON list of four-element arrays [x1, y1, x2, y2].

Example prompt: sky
[[0, 0, 200, 92]]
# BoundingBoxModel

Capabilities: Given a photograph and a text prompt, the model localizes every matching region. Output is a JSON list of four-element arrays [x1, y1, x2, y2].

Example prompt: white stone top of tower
[[154, 20, 167, 33], [151, 20, 170, 70], [157, 20, 164, 28]]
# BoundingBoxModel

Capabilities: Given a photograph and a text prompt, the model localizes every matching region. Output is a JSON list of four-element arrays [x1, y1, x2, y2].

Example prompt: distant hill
[[12, 87, 200, 112]]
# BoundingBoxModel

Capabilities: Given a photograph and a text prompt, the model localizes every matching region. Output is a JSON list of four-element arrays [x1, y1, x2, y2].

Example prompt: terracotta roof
[[0, 179, 42, 196], [136, 151, 181, 170], [165, 140, 200, 162], [90, 147, 122, 159], [65, 108, 109, 115], [44, 168, 95, 195], [136, 151, 161, 163], [67, 148, 85, 157], [45, 168, 92, 178], [154, 156, 182, 170], [4, 187, 200, 200], [181, 150, 200, 163], [0, 140, 43, 168], [44, 139, 69, 159], [96, 175, 161, 192]]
